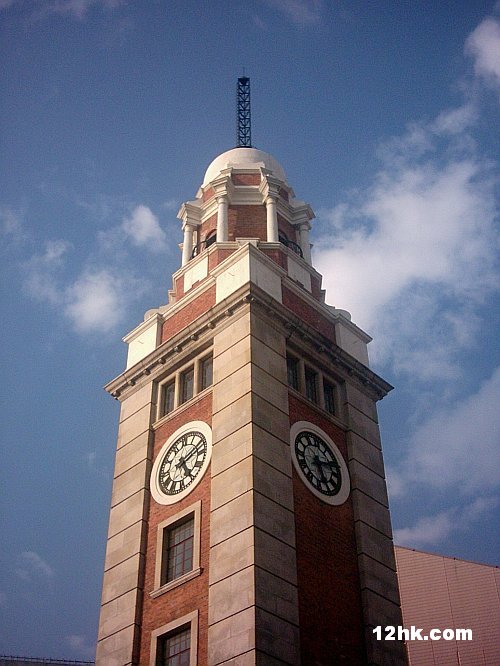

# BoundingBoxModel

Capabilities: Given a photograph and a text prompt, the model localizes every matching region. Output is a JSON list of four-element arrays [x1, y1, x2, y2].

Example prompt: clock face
[[290, 421, 350, 505], [295, 431, 342, 496], [158, 431, 207, 496], [151, 421, 212, 505]]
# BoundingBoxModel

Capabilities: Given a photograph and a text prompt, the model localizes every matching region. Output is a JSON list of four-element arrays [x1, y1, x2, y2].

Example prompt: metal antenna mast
[[236, 76, 252, 147]]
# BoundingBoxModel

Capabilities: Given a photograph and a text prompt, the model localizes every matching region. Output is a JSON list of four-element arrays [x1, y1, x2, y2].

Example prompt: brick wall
[[197, 214, 217, 244], [278, 214, 298, 244], [161, 286, 216, 343], [289, 394, 366, 664], [208, 247, 235, 271], [282, 286, 336, 343], [231, 173, 260, 186], [139, 394, 213, 665], [174, 274, 184, 299], [279, 187, 289, 202], [202, 187, 215, 202], [261, 247, 288, 271], [310, 274, 322, 301], [228, 204, 267, 241]]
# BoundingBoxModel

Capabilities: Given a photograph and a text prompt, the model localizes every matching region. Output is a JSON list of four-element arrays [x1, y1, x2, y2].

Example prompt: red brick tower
[[96, 147, 406, 665]]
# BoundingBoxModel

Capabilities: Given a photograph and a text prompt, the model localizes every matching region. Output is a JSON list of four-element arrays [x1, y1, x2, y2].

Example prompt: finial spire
[[236, 76, 252, 148]]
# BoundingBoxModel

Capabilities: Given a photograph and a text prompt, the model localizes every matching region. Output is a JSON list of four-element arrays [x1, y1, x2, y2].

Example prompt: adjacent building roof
[[395, 546, 500, 665]]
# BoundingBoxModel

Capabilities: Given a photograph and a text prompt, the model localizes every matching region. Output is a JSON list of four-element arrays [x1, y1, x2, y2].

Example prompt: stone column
[[95, 382, 155, 665], [181, 224, 195, 266], [298, 223, 312, 264], [207, 308, 300, 665], [265, 195, 279, 242], [343, 383, 407, 665], [216, 195, 228, 242]]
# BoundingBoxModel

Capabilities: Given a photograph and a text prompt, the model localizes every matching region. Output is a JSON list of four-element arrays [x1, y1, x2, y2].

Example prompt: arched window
[[204, 231, 217, 249], [278, 230, 303, 258], [191, 231, 217, 258]]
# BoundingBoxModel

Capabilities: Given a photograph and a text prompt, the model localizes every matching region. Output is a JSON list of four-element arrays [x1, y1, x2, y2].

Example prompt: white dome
[[202, 147, 287, 186]]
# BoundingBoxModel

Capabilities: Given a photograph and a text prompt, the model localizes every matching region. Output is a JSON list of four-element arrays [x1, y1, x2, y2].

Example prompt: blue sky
[[1, 0, 499, 660]]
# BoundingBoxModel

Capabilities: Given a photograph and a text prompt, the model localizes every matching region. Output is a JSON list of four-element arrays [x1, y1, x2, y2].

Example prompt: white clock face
[[290, 421, 350, 506], [151, 421, 212, 505]]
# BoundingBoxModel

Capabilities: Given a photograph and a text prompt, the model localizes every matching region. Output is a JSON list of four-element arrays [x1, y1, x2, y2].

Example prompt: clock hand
[[181, 445, 203, 463], [176, 458, 193, 477], [313, 456, 328, 483], [316, 457, 337, 469]]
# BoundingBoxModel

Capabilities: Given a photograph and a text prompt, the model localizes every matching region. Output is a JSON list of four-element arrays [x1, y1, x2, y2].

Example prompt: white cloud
[[85, 451, 97, 467], [432, 104, 477, 135], [0, 0, 123, 18], [22, 204, 164, 336], [66, 634, 96, 659], [389, 367, 500, 497], [394, 496, 498, 548], [0, 205, 26, 243], [162, 198, 179, 211], [263, 0, 323, 26], [84, 449, 109, 477], [33, 0, 123, 20], [466, 16, 500, 95], [64, 269, 132, 333], [314, 105, 498, 381], [23, 239, 72, 305], [16, 551, 55, 581], [24, 241, 148, 334], [253, 14, 268, 31], [121, 205, 167, 253]]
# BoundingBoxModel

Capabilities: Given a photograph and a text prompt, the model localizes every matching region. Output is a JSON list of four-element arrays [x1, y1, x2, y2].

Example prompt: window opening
[[156, 625, 191, 666], [180, 367, 194, 404], [204, 231, 216, 249], [162, 381, 175, 415], [279, 231, 303, 258], [287, 355, 299, 390], [305, 367, 318, 403], [200, 355, 213, 391], [162, 517, 194, 585], [324, 381, 336, 415]]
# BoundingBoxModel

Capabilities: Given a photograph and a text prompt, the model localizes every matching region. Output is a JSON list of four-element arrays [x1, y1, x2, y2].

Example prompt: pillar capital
[[181, 220, 197, 232], [211, 172, 234, 201], [259, 173, 281, 203]]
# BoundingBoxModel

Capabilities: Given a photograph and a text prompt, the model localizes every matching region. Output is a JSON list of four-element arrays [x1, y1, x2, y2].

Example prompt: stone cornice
[[106, 275, 391, 402], [104, 285, 253, 399], [177, 200, 203, 227], [210, 171, 235, 200], [122, 312, 163, 344], [282, 273, 372, 344], [180, 171, 315, 230], [244, 284, 392, 400]]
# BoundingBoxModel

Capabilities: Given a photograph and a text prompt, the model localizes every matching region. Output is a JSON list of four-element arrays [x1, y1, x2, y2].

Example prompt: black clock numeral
[[160, 478, 173, 493]]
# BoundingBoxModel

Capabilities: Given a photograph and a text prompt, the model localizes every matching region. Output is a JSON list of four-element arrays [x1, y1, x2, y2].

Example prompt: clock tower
[[95, 146, 406, 665]]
